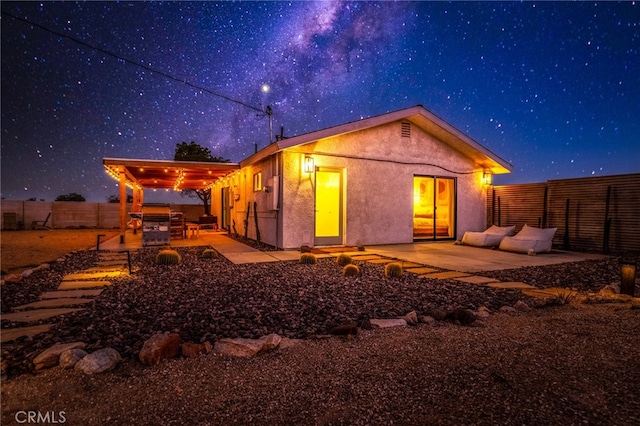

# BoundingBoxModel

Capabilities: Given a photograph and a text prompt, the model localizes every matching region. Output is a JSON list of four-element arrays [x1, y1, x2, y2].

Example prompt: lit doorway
[[413, 176, 456, 240], [314, 168, 343, 245]]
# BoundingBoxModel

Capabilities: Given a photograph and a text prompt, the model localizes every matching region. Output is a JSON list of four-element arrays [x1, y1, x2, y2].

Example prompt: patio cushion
[[461, 225, 515, 247], [498, 225, 557, 254]]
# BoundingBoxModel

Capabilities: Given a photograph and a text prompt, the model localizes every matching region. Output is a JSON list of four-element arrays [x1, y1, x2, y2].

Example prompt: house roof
[[103, 157, 239, 190], [241, 105, 512, 174]]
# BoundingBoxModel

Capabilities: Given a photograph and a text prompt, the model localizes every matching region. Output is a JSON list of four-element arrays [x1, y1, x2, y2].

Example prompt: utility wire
[[2, 10, 265, 114]]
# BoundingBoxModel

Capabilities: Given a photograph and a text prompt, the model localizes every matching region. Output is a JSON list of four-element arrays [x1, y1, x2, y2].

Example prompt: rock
[[330, 322, 358, 336], [420, 316, 436, 326], [33, 342, 86, 370], [75, 348, 121, 375], [631, 299, 640, 310], [59, 349, 87, 369], [428, 308, 447, 321], [599, 283, 620, 296], [369, 318, 407, 328], [4, 274, 22, 283], [139, 333, 181, 366], [21, 269, 34, 278], [500, 306, 517, 313], [445, 309, 477, 326], [401, 311, 418, 326], [475, 310, 490, 319], [259, 334, 282, 352], [279, 338, 304, 349], [514, 300, 532, 312], [359, 319, 373, 330], [181, 341, 212, 359], [214, 337, 267, 357]]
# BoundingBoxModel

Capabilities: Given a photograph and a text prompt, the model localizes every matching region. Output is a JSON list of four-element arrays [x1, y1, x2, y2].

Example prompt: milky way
[[1, 1, 638, 202]]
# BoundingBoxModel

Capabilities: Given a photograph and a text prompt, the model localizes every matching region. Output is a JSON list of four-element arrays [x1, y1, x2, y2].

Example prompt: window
[[253, 172, 262, 192]]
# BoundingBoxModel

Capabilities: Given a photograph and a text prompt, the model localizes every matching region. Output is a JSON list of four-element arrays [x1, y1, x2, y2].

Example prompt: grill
[[141, 204, 171, 246]]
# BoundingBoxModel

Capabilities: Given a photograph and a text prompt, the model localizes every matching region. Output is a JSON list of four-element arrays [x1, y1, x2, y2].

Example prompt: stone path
[[1, 251, 129, 344], [347, 252, 540, 293]]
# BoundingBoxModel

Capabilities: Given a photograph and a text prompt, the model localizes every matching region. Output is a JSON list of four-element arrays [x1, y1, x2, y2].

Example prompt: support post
[[119, 167, 127, 244]]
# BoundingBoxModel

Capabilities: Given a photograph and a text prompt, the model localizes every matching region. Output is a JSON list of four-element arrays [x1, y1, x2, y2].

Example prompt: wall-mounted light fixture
[[482, 170, 493, 186], [620, 258, 637, 296], [303, 155, 315, 173]]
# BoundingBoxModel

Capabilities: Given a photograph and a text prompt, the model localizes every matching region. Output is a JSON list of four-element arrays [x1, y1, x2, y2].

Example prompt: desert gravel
[[1, 246, 639, 425]]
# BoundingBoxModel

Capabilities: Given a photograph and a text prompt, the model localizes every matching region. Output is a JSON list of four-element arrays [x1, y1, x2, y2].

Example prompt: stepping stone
[[95, 260, 128, 266], [405, 267, 439, 275], [455, 276, 501, 285], [83, 265, 125, 273], [1, 308, 84, 323], [62, 271, 123, 280], [41, 289, 104, 299], [367, 259, 394, 264], [1, 324, 53, 343], [350, 255, 383, 261], [486, 281, 537, 290], [398, 262, 424, 268], [421, 271, 472, 280], [14, 298, 94, 310], [58, 280, 111, 290]]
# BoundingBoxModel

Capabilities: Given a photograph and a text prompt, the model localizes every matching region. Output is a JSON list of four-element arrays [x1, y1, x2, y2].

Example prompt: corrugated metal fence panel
[[488, 174, 640, 253]]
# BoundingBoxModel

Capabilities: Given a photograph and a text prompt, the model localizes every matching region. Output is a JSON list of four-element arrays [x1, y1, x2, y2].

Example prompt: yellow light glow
[[303, 156, 314, 173], [482, 170, 493, 186]]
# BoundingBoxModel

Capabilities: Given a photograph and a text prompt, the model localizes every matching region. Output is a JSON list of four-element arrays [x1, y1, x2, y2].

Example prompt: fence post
[[603, 185, 611, 254], [564, 198, 570, 250]]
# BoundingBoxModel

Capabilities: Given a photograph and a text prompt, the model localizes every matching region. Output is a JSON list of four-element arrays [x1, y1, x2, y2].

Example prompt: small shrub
[[384, 262, 403, 278], [202, 248, 219, 259], [336, 253, 352, 267], [553, 288, 577, 305], [300, 253, 317, 264], [156, 249, 182, 265], [343, 264, 360, 277]]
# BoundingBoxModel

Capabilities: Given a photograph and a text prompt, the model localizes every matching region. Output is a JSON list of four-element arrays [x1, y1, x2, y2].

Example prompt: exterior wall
[[279, 120, 488, 249], [209, 155, 280, 247]]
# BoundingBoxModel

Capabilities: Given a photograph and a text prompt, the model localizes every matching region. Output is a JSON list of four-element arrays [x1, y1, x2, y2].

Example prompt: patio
[[99, 230, 608, 272]]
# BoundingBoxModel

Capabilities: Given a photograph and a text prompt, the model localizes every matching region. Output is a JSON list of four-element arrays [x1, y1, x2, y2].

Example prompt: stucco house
[[208, 105, 512, 249]]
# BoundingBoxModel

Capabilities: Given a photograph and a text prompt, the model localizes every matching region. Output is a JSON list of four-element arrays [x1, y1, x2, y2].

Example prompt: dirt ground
[[0, 229, 119, 274]]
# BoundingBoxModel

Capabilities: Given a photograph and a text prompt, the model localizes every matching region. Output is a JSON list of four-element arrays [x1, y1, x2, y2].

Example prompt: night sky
[[2, 1, 639, 203]]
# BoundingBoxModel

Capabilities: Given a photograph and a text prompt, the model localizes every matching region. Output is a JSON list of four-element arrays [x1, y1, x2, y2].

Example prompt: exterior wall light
[[620, 259, 637, 296], [303, 155, 315, 173], [482, 170, 493, 186]]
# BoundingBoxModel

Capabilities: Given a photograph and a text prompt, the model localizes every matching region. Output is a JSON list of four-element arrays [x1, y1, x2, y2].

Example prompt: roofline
[[103, 157, 240, 170], [242, 105, 513, 173]]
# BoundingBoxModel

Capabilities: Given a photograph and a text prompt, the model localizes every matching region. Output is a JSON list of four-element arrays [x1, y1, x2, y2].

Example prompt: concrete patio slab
[[13, 298, 94, 310], [521, 287, 575, 298], [367, 241, 608, 273], [40, 289, 104, 299], [94, 260, 128, 267], [1, 325, 53, 343], [1, 308, 84, 323], [454, 275, 501, 285], [421, 271, 472, 280], [58, 280, 111, 290], [83, 265, 126, 272], [487, 282, 537, 289]]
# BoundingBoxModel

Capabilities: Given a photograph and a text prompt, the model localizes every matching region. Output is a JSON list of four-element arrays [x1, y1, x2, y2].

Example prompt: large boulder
[[33, 342, 86, 370], [214, 334, 283, 357], [369, 319, 407, 328], [75, 348, 121, 375], [139, 333, 181, 366], [181, 341, 212, 359], [59, 349, 87, 369]]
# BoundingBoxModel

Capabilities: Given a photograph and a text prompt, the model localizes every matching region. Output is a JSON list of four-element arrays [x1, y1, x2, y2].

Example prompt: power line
[[2, 10, 265, 114]]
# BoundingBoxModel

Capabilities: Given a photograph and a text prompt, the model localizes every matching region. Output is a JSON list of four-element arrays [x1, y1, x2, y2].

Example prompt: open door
[[314, 168, 343, 245], [413, 176, 456, 240]]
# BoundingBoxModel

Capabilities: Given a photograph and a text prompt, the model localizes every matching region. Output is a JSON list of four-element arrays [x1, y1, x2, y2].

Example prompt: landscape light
[[620, 259, 637, 296]]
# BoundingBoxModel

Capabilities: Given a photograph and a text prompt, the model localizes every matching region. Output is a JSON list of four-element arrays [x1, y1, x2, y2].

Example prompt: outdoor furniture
[[199, 215, 218, 230], [186, 223, 200, 239], [499, 224, 557, 254], [170, 212, 185, 240], [461, 225, 515, 248], [31, 212, 51, 230]]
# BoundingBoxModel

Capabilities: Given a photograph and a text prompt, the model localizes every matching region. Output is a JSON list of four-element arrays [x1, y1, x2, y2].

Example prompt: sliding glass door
[[413, 176, 456, 240]]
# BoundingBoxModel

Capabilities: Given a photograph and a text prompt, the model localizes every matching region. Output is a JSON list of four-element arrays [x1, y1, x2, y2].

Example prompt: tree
[[174, 141, 230, 215], [106, 194, 133, 203], [55, 193, 86, 202]]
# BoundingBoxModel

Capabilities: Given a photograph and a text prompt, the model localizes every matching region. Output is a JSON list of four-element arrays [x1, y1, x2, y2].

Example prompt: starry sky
[[2, 1, 639, 202]]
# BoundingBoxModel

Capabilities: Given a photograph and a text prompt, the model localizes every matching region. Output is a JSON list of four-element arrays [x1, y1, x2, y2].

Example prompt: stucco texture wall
[[280, 119, 488, 248]]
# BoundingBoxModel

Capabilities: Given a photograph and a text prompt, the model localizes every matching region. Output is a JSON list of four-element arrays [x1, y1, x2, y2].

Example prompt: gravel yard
[[1, 246, 639, 425]]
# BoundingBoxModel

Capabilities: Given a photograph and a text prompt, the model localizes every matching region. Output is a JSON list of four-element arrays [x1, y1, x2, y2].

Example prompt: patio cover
[[102, 157, 239, 242]]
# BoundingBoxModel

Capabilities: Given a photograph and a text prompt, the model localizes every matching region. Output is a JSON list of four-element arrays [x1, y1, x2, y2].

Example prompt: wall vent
[[401, 122, 411, 138]]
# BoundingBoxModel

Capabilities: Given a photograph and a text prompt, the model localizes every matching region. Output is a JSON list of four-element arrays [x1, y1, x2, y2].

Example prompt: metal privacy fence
[[487, 173, 640, 253]]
